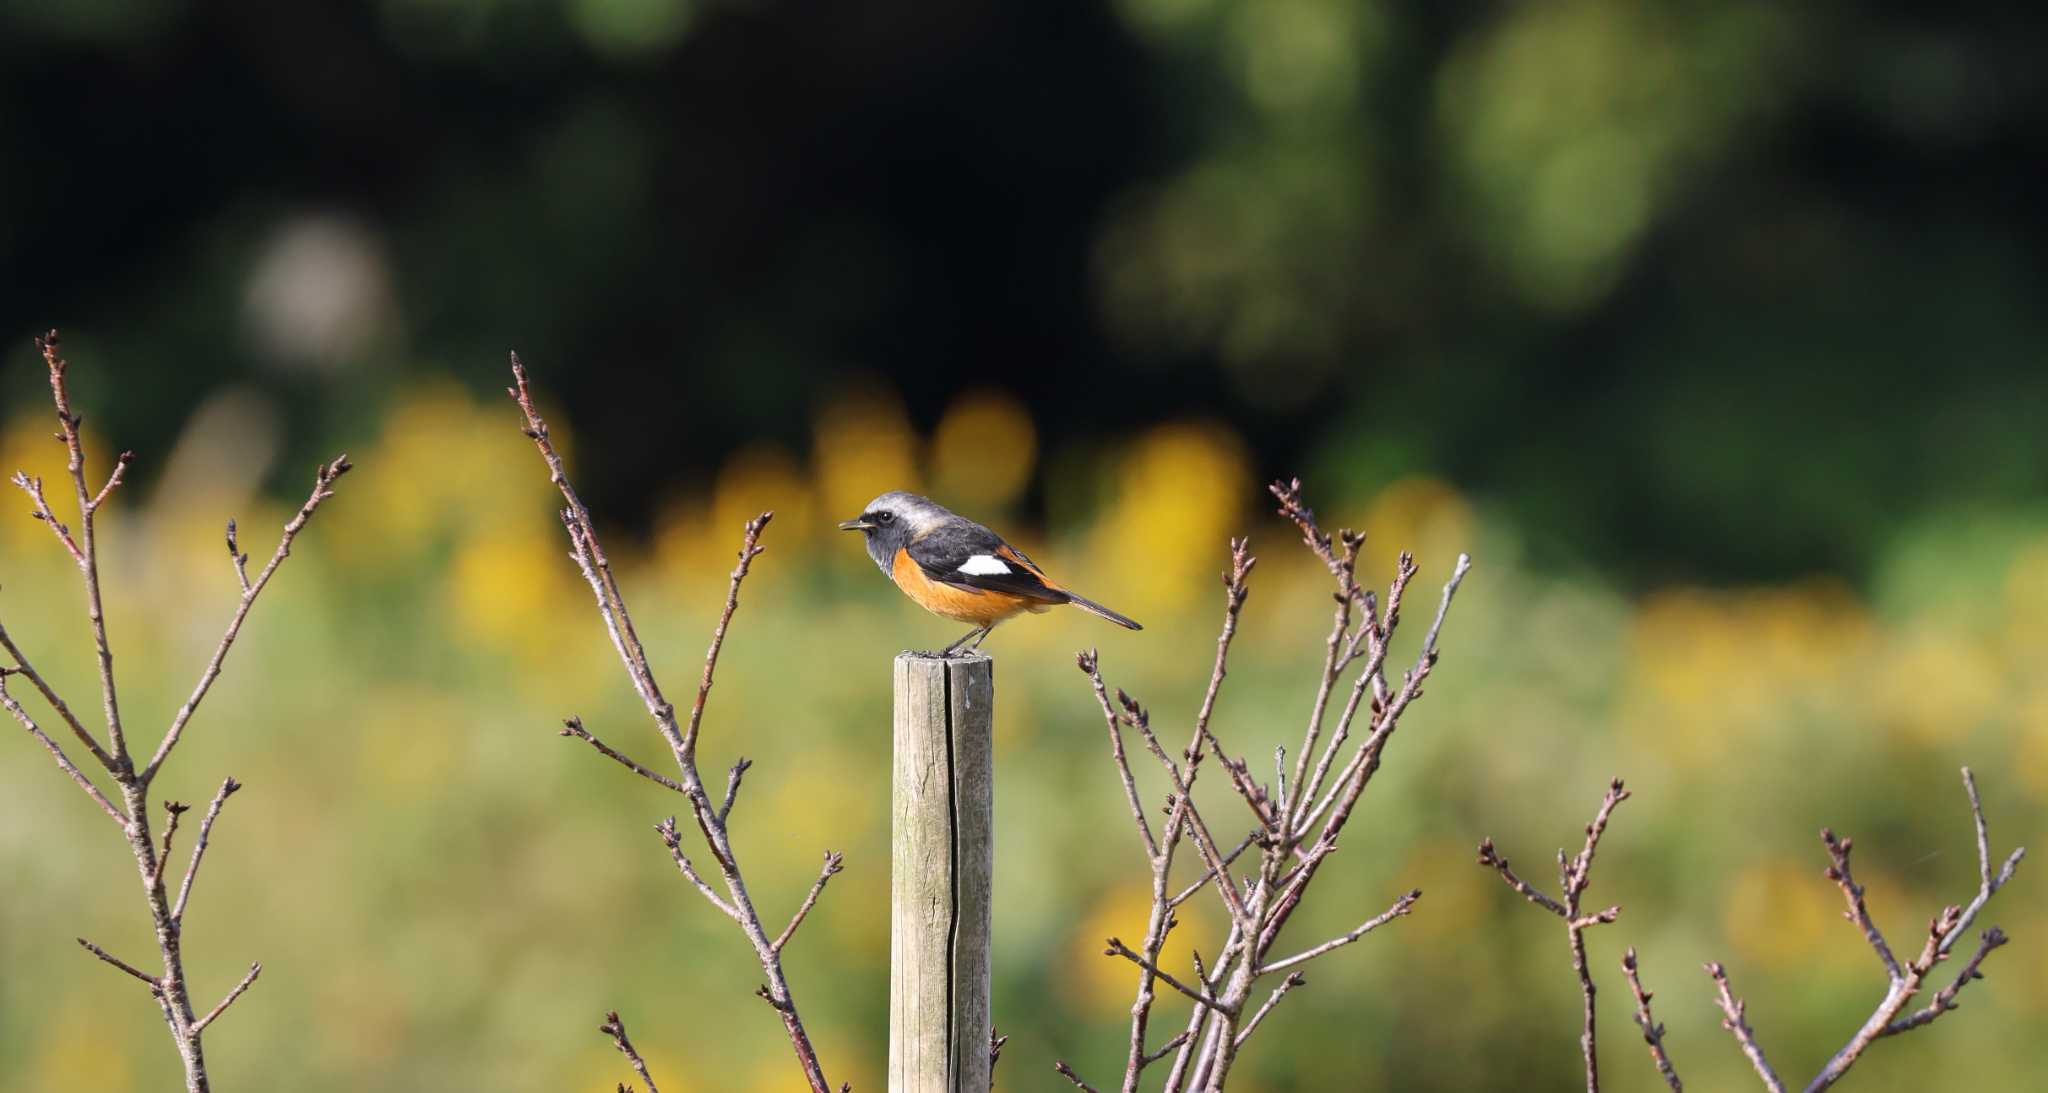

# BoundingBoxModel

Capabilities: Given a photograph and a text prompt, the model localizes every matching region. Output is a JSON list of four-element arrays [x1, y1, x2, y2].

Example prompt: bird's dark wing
[[907, 521, 1070, 604]]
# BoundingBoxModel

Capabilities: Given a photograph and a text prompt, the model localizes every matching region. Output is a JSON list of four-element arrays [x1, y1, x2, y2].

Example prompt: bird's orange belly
[[892, 548, 1034, 625]]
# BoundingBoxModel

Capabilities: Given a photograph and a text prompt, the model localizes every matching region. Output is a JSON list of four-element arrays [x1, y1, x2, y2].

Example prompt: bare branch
[[654, 817, 740, 921], [1055, 1060, 1102, 1092], [718, 756, 753, 823], [1079, 649, 1157, 859], [77, 937, 160, 987], [1170, 830, 1258, 908], [601, 1011, 663, 1093], [1479, 779, 1627, 1093], [11, 471, 83, 564], [224, 519, 251, 593], [1476, 839, 1567, 917], [1104, 938, 1229, 1013], [683, 512, 769, 764], [1141, 1030, 1191, 1067], [989, 1028, 1010, 1091], [151, 799, 192, 888], [560, 717, 685, 794], [1881, 927, 2008, 1036], [0, 617, 114, 770], [1074, 481, 1471, 1091], [1233, 972, 1306, 1048], [172, 778, 243, 924], [190, 963, 261, 1034], [39, 332, 133, 768], [773, 851, 845, 954], [89, 449, 133, 512], [9, 333, 325, 1093], [1706, 962, 1785, 1093], [1821, 828, 1902, 983], [1802, 768, 2024, 1091], [511, 356, 835, 1093], [1, 672, 125, 826], [1622, 948, 1682, 1092], [1257, 888, 1419, 976], [142, 454, 350, 783]]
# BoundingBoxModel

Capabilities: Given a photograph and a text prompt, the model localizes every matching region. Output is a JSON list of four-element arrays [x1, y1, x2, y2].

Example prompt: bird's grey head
[[838, 491, 955, 574]]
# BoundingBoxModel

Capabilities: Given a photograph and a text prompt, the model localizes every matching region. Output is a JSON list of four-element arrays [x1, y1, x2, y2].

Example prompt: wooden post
[[890, 653, 994, 1092]]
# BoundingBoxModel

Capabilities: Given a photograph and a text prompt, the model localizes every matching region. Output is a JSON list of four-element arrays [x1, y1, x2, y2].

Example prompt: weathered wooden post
[[890, 653, 994, 1092]]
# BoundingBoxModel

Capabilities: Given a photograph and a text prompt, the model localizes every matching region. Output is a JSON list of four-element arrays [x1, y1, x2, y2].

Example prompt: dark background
[[9, 0, 2043, 585]]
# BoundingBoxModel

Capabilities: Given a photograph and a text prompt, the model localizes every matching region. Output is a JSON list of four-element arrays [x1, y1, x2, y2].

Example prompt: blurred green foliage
[[0, 378, 2041, 1090], [2, 0, 2045, 1089]]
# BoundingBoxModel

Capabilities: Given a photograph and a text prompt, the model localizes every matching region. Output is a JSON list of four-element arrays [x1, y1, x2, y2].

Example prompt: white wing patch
[[957, 554, 1011, 576]]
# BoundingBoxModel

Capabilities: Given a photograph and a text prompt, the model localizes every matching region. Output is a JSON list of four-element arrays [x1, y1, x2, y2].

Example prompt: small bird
[[840, 490, 1141, 656]]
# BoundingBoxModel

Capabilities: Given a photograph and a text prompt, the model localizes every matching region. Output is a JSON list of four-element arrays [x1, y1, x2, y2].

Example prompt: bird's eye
[[875, 510, 895, 525]]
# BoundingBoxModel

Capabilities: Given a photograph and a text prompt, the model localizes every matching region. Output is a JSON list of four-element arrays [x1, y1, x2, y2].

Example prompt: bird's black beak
[[838, 518, 874, 531]]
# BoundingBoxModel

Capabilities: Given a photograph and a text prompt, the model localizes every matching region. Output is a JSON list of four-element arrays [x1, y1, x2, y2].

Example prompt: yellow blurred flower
[[1359, 476, 1475, 585], [1878, 630, 2001, 746], [1067, 882, 1222, 1017], [814, 385, 920, 521], [1722, 858, 1864, 973], [931, 389, 1037, 510], [1089, 422, 1250, 616], [0, 412, 119, 556], [1624, 580, 1873, 761], [447, 524, 587, 663]]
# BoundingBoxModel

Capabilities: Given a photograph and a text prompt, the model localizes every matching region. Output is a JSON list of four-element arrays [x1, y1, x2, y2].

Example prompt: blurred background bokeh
[[2, 1, 2044, 1089]]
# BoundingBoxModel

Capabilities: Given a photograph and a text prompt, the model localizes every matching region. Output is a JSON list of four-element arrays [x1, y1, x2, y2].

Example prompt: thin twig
[[718, 757, 753, 823], [151, 799, 192, 888], [77, 937, 160, 987], [1478, 778, 1628, 1093], [773, 851, 845, 954], [512, 356, 835, 1093], [0, 618, 114, 770], [224, 519, 251, 594], [1881, 927, 2008, 1036], [560, 717, 685, 794], [654, 817, 741, 921], [1055, 1060, 1102, 1092], [1477, 840, 1567, 917], [40, 332, 134, 771], [172, 778, 242, 924], [1800, 768, 2023, 1091], [1622, 948, 1682, 1091], [602, 1011, 662, 1093], [1, 672, 125, 826], [190, 963, 261, 1034], [1233, 972, 1306, 1047], [1706, 962, 1785, 1093], [141, 454, 350, 784], [989, 1028, 1010, 1091], [1256, 888, 1419, 976], [1821, 828, 1902, 983], [1104, 938, 1229, 1013], [9, 334, 324, 1093]]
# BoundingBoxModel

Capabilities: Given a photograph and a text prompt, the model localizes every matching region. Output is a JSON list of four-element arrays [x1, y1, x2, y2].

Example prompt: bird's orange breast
[[892, 548, 1034, 624]]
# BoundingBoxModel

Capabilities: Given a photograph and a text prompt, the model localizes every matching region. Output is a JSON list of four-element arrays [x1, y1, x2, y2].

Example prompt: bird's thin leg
[[963, 619, 1002, 654], [941, 625, 987, 656]]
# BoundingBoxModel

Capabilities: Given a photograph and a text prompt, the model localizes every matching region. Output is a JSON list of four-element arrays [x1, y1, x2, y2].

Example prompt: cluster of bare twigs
[[1056, 479, 1471, 1091], [2, 331, 349, 1093], [508, 354, 847, 1093], [1482, 768, 2024, 1093]]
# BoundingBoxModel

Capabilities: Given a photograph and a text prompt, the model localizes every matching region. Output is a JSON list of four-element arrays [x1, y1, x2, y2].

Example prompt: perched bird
[[840, 490, 1141, 656]]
